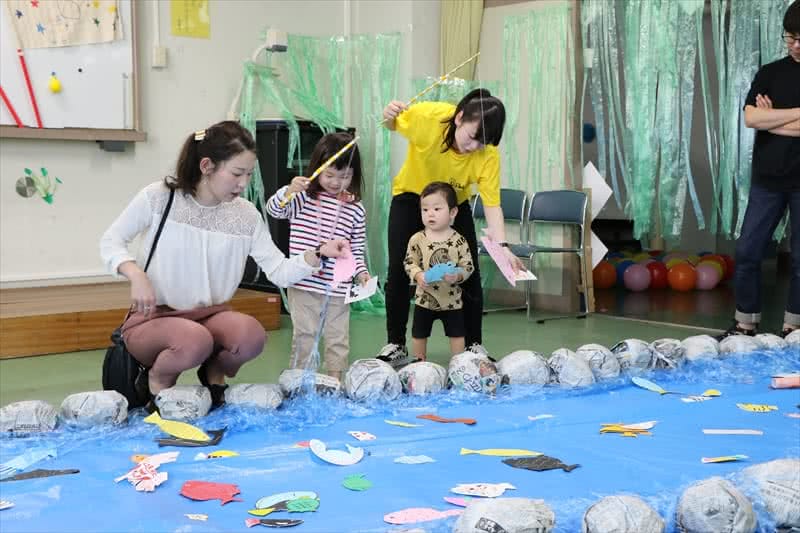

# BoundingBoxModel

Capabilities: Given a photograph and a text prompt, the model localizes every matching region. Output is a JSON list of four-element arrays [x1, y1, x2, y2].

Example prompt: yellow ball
[[665, 258, 686, 270], [686, 254, 701, 265], [48, 75, 62, 93]]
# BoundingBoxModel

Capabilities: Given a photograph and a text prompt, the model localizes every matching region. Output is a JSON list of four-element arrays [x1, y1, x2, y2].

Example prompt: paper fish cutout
[[245, 518, 303, 528], [195, 450, 239, 460], [249, 509, 275, 517], [130, 454, 148, 463], [702, 429, 763, 435], [443, 496, 469, 507], [309, 439, 364, 466], [480, 233, 536, 286], [503, 455, 580, 472], [787, 413, 800, 419], [157, 429, 225, 448], [631, 377, 681, 395], [384, 419, 422, 428], [0, 468, 79, 482], [384, 507, 463, 525], [394, 455, 436, 465], [600, 421, 657, 436], [528, 414, 555, 421], [682, 395, 713, 403], [342, 473, 372, 491], [0, 447, 57, 479], [256, 491, 317, 510], [144, 411, 210, 441], [0, 500, 14, 510], [185, 514, 208, 521], [702, 389, 721, 397], [115, 451, 178, 492], [348, 431, 376, 441], [450, 482, 516, 498], [345, 275, 379, 304], [180, 480, 242, 505], [771, 374, 800, 389], [702, 455, 748, 464], [424, 262, 465, 283], [293, 441, 310, 448], [331, 246, 357, 286], [417, 414, 476, 425], [286, 498, 319, 513], [461, 448, 542, 457], [737, 403, 778, 412]]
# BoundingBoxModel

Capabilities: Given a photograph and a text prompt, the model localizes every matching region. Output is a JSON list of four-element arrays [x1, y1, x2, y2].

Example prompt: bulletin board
[[0, 0, 144, 142]]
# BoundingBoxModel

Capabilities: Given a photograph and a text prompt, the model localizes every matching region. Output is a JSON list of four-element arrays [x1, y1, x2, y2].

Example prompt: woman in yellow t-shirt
[[376, 88, 524, 367]]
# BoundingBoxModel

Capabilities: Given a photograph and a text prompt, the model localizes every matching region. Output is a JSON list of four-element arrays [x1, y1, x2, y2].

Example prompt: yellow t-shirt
[[392, 101, 501, 207]]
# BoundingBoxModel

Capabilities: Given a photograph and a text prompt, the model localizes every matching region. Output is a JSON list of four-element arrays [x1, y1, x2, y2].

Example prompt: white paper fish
[[394, 455, 436, 465], [256, 491, 317, 510], [450, 482, 516, 498], [309, 439, 364, 466], [185, 514, 208, 521], [528, 414, 555, 421], [0, 500, 14, 510], [114, 451, 178, 492]]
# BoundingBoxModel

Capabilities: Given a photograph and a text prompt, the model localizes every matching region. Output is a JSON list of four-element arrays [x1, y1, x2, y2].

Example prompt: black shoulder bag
[[102, 188, 175, 408]]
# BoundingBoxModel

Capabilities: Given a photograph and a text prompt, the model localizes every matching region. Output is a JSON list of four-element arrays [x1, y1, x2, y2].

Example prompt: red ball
[[668, 263, 697, 292], [593, 260, 617, 289], [720, 254, 735, 281], [646, 261, 669, 289]]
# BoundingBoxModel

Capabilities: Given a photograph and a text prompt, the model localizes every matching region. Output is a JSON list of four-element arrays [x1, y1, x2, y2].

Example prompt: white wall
[[0, 0, 346, 287]]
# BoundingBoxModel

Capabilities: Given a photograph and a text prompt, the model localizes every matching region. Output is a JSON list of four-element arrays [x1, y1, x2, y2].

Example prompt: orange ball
[[593, 260, 617, 289], [665, 258, 686, 270], [668, 263, 697, 292]]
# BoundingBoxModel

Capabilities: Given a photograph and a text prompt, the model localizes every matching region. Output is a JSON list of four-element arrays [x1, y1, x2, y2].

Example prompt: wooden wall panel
[[0, 313, 79, 358]]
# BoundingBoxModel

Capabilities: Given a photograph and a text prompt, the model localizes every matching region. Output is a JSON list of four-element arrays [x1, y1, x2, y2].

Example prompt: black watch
[[315, 243, 329, 260], [498, 242, 510, 248]]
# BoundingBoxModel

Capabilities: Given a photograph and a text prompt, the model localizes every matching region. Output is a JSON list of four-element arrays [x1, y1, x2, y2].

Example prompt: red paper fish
[[417, 414, 476, 425], [180, 480, 243, 505]]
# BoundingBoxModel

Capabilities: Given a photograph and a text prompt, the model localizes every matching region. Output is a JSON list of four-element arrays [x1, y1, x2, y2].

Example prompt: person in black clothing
[[719, 0, 800, 340]]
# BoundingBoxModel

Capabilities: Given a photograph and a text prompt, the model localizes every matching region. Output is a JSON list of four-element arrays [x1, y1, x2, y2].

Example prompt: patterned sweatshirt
[[404, 229, 474, 310]]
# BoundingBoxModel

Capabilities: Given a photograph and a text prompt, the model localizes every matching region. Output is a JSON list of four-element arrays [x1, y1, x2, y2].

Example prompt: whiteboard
[[0, 0, 134, 130]]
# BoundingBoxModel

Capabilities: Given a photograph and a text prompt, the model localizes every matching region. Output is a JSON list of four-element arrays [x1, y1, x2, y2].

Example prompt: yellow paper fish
[[460, 448, 542, 457], [702, 389, 721, 397], [248, 508, 275, 516], [384, 419, 422, 428], [702, 454, 748, 464], [207, 450, 239, 459], [736, 403, 778, 413], [143, 412, 210, 441]]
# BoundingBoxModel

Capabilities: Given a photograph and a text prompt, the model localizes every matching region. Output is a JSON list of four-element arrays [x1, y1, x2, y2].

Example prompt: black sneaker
[[375, 343, 416, 369], [780, 327, 797, 339], [714, 322, 757, 342], [466, 342, 497, 363]]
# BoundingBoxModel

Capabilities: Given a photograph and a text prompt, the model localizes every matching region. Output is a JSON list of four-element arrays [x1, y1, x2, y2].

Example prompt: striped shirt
[[266, 185, 367, 297]]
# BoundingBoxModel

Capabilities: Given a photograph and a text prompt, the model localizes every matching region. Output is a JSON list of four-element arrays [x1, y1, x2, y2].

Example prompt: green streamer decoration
[[232, 30, 400, 315]]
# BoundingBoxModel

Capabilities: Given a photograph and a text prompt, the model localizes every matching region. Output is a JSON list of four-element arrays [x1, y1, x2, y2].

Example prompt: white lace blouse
[[100, 181, 317, 310]]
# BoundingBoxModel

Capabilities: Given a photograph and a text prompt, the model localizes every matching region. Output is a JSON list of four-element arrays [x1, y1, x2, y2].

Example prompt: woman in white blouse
[[100, 121, 346, 407]]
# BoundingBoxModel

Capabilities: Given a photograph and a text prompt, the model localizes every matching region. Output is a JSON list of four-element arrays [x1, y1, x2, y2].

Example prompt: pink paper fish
[[331, 245, 357, 286], [384, 507, 463, 525], [180, 480, 242, 505]]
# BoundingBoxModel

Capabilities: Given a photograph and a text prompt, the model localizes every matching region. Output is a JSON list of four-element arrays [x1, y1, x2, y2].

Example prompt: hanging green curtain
[[440, 0, 484, 80], [234, 31, 401, 314]]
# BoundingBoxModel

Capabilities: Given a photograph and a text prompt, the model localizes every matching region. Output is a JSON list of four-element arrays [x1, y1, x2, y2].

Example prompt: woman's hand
[[356, 272, 371, 286], [130, 271, 157, 317], [383, 100, 407, 122], [503, 247, 525, 273], [288, 176, 310, 195], [755, 94, 773, 109], [319, 239, 349, 259]]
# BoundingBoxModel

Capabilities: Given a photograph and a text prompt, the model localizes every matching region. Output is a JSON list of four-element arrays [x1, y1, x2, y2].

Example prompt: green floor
[[0, 312, 717, 408]]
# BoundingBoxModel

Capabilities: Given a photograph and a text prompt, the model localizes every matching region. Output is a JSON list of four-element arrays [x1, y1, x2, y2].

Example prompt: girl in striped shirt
[[266, 133, 370, 380]]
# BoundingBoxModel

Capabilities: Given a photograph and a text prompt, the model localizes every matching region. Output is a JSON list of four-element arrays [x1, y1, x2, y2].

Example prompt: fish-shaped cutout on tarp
[[0, 468, 79, 482], [158, 429, 226, 448], [144, 411, 210, 441], [347, 431, 376, 441], [450, 482, 516, 498], [0, 447, 57, 480], [384, 507, 463, 525], [631, 377, 683, 395], [736, 403, 778, 413], [309, 439, 364, 466], [114, 451, 178, 492], [460, 448, 542, 457], [701, 454, 748, 464], [384, 419, 422, 428], [342, 473, 372, 491], [245, 518, 303, 528], [394, 455, 436, 465], [0, 500, 15, 510], [185, 514, 208, 521], [417, 414, 476, 425], [248, 508, 275, 517], [255, 491, 317, 510], [443, 496, 469, 507], [286, 498, 319, 513], [180, 480, 242, 505], [503, 455, 580, 472]]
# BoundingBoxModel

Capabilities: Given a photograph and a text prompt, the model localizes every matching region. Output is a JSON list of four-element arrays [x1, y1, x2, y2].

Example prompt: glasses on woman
[[783, 33, 800, 45]]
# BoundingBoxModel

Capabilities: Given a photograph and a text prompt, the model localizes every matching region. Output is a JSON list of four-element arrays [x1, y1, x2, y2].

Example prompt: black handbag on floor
[[102, 188, 174, 408]]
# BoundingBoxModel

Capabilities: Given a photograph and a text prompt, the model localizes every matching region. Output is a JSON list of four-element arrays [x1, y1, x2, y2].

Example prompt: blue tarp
[[1, 347, 798, 532]]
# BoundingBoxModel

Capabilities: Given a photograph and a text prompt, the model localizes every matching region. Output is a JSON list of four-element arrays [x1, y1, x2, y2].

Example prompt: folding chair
[[472, 188, 528, 312], [512, 190, 589, 323]]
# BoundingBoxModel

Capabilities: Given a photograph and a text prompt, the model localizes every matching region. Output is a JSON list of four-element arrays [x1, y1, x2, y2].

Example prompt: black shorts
[[411, 306, 465, 339]]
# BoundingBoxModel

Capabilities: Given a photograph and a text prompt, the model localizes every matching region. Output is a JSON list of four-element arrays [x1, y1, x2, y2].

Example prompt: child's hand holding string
[[288, 176, 310, 195]]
